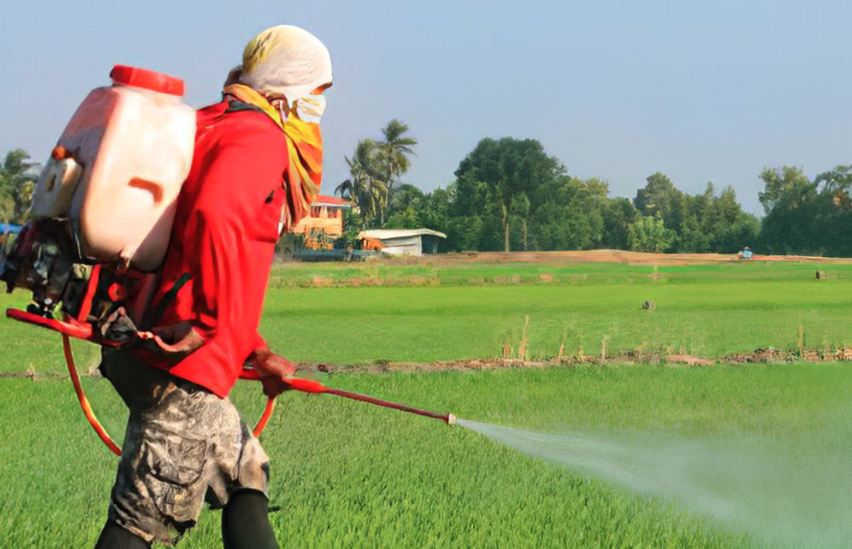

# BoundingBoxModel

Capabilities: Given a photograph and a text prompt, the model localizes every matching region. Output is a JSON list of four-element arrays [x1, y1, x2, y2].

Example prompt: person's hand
[[248, 347, 297, 398], [137, 321, 205, 367]]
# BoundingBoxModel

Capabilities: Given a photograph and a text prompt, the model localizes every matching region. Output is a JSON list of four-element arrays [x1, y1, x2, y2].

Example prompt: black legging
[[222, 490, 280, 549], [94, 490, 279, 549]]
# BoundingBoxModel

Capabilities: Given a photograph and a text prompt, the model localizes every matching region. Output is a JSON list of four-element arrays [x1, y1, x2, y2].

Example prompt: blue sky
[[2, 0, 850, 214]]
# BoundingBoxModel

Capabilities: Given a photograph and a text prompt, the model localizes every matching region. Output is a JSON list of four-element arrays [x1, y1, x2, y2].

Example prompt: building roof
[[359, 228, 447, 240], [312, 194, 352, 208]]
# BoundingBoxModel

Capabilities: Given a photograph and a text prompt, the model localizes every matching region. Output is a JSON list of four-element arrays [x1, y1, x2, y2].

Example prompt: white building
[[359, 229, 447, 256]]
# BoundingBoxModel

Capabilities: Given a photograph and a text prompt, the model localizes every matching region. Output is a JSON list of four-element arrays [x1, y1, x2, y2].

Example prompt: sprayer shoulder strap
[[139, 272, 192, 330]]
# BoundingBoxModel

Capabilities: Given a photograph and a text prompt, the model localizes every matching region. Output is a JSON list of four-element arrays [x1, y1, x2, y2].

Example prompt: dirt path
[[3, 345, 848, 382], [426, 249, 852, 266]]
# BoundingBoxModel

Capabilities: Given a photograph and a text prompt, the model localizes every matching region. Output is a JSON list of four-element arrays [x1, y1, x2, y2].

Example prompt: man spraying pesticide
[[1, 25, 455, 549]]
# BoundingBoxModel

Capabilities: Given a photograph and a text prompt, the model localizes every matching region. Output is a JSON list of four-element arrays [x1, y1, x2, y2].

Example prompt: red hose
[[252, 397, 276, 438], [62, 334, 278, 456], [63, 334, 122, 456], [21, 307, 444, 456]]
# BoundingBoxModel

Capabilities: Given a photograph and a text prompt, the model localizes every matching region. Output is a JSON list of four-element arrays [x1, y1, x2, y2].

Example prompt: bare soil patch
[[303, 346, 852, 375], [422, 250, 852, 266]]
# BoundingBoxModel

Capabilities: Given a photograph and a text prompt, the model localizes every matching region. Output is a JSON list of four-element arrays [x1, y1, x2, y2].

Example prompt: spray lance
[[240, 368, 457, 431]]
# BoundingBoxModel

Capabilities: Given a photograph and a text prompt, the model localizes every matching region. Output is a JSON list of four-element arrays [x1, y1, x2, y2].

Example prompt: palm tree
[[335, 139, 388, 226], [375, 119, 417, 222]]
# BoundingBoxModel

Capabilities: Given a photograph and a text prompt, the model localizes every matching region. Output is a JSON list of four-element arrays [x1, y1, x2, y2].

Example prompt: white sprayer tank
[[30, 65, 195, 272]]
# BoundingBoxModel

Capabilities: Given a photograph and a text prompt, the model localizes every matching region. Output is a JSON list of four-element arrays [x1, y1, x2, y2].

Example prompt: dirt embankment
[[302, 346, 852, 375], [4, 346, 848, 381], [427, 249, 852, 266]]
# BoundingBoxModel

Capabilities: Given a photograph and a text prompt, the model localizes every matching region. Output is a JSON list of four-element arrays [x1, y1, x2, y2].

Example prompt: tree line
[[338, 125, 851, 256], [2, 130, 850, 256], [382, 138, 761, 254]]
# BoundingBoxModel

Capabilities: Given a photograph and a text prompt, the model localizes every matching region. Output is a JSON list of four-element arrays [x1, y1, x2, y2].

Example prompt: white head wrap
[[239, 25, 333, 105]]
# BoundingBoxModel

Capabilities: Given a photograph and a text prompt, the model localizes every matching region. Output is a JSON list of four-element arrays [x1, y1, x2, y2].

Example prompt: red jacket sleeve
[[167, 121, 287, 394]]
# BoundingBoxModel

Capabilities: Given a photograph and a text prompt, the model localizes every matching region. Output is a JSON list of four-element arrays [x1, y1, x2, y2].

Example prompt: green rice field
[[4, 258, 852, 373], [1, 256, 851, 548]]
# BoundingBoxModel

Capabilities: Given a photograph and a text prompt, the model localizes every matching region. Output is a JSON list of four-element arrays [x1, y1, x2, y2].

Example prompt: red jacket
[[140, 100, 288, 397]]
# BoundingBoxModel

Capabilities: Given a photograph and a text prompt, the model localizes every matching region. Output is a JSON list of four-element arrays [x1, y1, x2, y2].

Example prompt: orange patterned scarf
[[223, 84, 322, 230]]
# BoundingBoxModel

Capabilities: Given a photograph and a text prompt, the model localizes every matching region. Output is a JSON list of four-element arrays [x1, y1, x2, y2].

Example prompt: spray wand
[[239, 368, 457, 431], [282, 375, 457, 425]]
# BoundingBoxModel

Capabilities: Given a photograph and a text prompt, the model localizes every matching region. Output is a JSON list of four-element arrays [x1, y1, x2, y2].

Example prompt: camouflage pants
[[100, 349, 270, 545]]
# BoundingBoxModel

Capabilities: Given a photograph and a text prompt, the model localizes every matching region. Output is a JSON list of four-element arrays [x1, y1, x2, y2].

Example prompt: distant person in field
[[94, 25, 331, 549]]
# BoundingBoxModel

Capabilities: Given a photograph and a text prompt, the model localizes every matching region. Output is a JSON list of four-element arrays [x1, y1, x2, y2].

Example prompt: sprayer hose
[[62, 334, 277, 456]]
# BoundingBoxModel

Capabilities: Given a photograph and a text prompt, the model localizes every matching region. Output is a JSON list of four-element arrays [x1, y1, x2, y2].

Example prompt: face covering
[[271, 95, 326, 125], [291, 95, 326, 124]]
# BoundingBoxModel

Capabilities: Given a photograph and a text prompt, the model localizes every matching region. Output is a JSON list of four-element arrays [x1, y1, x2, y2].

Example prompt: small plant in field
[[518, 315, 530, 360]]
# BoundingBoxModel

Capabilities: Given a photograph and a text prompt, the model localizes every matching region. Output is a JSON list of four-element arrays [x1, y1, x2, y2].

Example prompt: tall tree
[[530, 176, 608, 251], [627, 216, 676, 253], [635, 172, 677, 216], [813, 165, 852, 256], [335, 139, 388, 227], [375, 119, 417, 223], [815, 165, 852, 206], [453, 138, 563, 252], [757, 167, 821, 254], [385, 184, 425, 229], [601, 197, 639, 250], [0, 149, 39, 223]]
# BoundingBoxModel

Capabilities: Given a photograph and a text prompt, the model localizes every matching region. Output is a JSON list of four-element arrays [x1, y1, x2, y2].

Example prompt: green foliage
[[0, 149, 39, 223], [336, 133, 764, 254], [530, 177, 607, 251], [757, 164, 852, 257], [453, 138, 564, 252], [635, 172, 680, 220], [631, 176, 758, 254], [758, 167, 821, 254], [384, 184, 424, 229], [335, 208, 363, 249], [601, 197, 639, 250], [628, 215, 676, 252]]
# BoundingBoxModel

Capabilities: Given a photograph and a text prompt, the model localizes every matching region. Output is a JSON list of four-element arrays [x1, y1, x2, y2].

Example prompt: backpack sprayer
[[0, 65, 455, 457]]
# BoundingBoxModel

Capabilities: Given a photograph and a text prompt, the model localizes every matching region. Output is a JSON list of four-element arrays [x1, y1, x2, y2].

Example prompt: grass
[[7, 362, 850, 548], [262, 260, 852, 364], [4, 259, 852, 373], [266, 257, 852, 288], [2, 257, 852, 547]]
